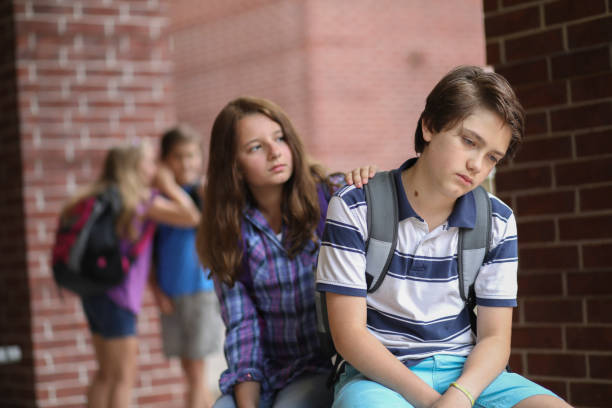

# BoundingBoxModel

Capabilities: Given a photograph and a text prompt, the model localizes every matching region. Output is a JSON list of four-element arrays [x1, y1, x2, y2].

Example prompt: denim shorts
[[333, 355, 559, 408], [213, 372, 333, 408], [81, 294, 136, 338]]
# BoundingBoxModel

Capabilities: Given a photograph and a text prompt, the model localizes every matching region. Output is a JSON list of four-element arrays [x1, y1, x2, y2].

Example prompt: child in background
[[316, 66, 572, 408], [68, 141, 200, 408], [151, 126, 223, 408], [196, 97, 374, 408]]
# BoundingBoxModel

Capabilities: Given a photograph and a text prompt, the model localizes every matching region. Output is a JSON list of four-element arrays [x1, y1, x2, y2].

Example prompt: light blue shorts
[[333, 355, 559, 408]]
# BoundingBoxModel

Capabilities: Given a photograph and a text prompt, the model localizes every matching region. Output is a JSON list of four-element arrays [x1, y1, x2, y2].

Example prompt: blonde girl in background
[[61, 141, 200, 408]]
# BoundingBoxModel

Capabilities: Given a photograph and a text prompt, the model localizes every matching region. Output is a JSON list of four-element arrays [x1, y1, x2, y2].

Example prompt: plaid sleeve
[[326, 172, 347, 196], [214, 277, 264, 394]]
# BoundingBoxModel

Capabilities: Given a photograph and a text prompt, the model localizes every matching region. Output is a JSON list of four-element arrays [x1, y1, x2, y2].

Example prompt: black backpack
[[315, 171, 492, 380], [52, 186, 155, 297]]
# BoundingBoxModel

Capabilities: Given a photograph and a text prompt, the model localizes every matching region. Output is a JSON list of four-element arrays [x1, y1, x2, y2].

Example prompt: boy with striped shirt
[[316, 66, 572, 408]]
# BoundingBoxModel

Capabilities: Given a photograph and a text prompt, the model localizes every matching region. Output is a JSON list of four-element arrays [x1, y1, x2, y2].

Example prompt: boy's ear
[[421, 119, 433, 143]]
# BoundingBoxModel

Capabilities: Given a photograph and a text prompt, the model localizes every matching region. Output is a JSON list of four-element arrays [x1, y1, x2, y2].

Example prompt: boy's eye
[[462, 136, 475, 147]]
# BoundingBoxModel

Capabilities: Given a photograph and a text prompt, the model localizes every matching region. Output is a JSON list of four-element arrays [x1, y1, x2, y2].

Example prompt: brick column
[[9, 1, 181, 406], [0, 2, 36, 406], [484, 0, 612, 405]]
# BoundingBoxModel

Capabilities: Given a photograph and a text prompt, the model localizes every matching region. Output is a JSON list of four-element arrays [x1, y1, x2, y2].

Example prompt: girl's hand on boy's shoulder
[[345, 165, 378, 188]]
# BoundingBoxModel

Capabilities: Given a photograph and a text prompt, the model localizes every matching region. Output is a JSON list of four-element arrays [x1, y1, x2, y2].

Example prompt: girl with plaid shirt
[[197, 97, 373, 408]]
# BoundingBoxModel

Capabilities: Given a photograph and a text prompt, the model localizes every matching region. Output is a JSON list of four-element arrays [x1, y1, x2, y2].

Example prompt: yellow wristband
[[450, 381, 475, 407]]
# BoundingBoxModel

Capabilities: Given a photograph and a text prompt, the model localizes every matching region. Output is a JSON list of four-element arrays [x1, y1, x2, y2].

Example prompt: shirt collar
[[243, 201, 287, 251], [392, 158, 476, 228]]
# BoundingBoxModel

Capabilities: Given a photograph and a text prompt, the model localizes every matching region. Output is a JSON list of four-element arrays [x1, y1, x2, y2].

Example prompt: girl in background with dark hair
[[197, 97, 374, 408]]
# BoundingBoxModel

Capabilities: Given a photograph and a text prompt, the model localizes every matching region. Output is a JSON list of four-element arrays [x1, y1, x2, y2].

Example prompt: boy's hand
[[152, 287, 174, 315], [345, 165, 378, 188], [429, 385, 473, 408]]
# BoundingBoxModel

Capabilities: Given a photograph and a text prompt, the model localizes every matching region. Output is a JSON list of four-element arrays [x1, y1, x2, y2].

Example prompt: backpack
[[315, 171, 492, 380], [52, 186, 155, 297]]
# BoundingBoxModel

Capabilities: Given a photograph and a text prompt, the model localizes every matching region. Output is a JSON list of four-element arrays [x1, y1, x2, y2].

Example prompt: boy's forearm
[[335, 326, 440, 407], [327, 292, 440, 406], [451, 306, 513, 402], [452, 334, 510, 401]]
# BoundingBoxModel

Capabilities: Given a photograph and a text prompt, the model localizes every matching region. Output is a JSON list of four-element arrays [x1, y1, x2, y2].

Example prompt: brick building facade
[[1, 1, 183, 407], [484, 0, 612, 405], [171, 0, 486, 171], [0, 0, 610, 407]]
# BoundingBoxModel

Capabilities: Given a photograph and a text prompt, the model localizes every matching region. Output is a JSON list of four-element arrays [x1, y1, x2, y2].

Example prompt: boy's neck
[[178, 177, 200, 188], [401, 162, 455, 231]]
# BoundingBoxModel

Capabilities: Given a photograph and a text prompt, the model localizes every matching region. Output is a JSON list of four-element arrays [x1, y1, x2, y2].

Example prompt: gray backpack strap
[[457, 185, 492, 320], [364, 171, 399, 293]]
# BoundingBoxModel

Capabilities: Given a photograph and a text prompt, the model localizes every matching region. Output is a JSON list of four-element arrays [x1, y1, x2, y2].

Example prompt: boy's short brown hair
[[415, 66, 525, 160], [160, 124, 201, 160]]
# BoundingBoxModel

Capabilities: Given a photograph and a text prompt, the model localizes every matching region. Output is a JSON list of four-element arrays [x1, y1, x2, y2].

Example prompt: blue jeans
[[213, 372, 333, 408], [333, 355, 558, 408]]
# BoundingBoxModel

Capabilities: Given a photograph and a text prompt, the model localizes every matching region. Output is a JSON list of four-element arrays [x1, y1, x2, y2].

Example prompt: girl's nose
[[268, 144, 281, 160]]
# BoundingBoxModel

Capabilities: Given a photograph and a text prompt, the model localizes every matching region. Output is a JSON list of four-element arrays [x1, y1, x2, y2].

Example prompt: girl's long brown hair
[[197, 97, 326, 286], [60, 143, 148, 241]]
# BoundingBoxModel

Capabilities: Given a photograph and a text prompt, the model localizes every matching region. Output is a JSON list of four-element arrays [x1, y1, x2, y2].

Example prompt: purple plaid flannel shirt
[[214, 183, 340, 402]]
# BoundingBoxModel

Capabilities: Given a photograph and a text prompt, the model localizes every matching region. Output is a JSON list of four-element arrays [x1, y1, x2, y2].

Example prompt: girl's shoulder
[[318, 172, 347, 201], [143, 187, 158, 202], [136, 188, 159, 216]]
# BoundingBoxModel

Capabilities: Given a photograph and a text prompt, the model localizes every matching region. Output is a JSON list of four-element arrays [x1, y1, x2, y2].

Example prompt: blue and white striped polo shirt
[[315, 159, 518, 363]]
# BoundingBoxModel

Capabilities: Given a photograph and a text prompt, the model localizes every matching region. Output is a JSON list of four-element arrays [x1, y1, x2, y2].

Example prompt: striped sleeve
[[316, 186, 369, 297], [475, 195, 518, 307]]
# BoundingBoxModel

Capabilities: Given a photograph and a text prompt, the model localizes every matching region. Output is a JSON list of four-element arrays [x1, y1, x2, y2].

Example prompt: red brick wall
[[13, 0, 607, 406], [0, 2, 36, 407], [8, 1, 181, 406], [485, 0, 612, 406], [171, 0, 486, 172]]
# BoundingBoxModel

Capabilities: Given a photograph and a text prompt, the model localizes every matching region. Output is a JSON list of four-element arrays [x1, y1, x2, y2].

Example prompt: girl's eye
[[248, 144, 262, 153], [488, 155, 499, 164], [276, 135, 286, 143]]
